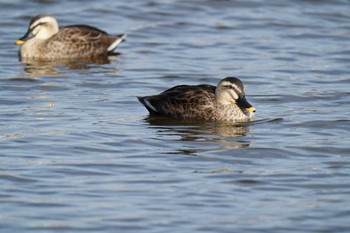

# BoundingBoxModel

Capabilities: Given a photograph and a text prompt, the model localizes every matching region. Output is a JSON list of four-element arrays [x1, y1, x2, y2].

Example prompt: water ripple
[[1, 0, 350, 232]]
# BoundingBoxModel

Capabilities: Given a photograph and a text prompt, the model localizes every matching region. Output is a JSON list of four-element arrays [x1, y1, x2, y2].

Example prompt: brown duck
[[15, 14, 126, 59], [138, 77, 256, 122]]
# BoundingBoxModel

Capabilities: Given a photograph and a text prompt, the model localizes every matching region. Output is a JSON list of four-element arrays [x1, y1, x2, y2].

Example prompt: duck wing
[[47, 25, 125, 57], [138, 84, 216, 119]]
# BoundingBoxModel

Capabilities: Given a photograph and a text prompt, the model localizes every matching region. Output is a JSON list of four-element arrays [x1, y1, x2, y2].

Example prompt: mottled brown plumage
[[16, 14, 126, 59], [138, 77, 256, 122]]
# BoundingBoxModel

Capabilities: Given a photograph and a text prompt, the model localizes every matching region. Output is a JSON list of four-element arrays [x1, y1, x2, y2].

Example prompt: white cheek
[[230, 90, 239, 100], [221, 91, 237, 105], [32, 27, 40, 36], [34, 26, 53, 40]]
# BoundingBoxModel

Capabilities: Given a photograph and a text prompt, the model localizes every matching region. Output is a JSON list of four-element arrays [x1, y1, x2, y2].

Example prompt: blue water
[[1, 0, 350, 232]]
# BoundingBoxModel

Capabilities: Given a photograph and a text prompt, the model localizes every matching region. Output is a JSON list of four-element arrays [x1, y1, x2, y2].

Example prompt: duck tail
[[107, 34, 127, 52], [137, 96, 160, 115]]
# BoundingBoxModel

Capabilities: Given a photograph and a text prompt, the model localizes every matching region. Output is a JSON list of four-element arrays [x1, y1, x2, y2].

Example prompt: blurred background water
[[1, 0, 350, 232]]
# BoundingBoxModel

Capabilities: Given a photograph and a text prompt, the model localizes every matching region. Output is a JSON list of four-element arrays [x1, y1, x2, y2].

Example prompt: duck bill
[[15, 29, 33, 45], [237, 96, 256, 113]]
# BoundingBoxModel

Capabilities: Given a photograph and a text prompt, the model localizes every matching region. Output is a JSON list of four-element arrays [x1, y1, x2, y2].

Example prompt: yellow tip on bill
[[15, 40, 24, 45], [246, 106, 256, 112]]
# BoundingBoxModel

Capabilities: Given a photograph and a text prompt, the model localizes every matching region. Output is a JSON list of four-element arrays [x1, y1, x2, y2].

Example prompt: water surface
[[1, 0, 350, 232]]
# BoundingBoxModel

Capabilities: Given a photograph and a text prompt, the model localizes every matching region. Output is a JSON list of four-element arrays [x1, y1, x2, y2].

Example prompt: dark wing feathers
[[138, 84, 216, 119], [48, 25, 123, 57], [61, 25, 108, 34], [160, 84, 215, 94]]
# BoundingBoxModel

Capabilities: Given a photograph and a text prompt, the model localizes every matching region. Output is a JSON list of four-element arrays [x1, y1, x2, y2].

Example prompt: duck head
[[16, 14, 59, 44], [215, 77, 256, 113]]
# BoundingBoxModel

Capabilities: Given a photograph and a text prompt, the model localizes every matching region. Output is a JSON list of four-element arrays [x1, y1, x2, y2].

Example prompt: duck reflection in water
[[19, 55, 120, 76], [143, 116, 252, 155]]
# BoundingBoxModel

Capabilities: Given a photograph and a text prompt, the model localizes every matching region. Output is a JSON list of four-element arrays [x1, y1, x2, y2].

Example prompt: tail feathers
[[107, 34, 127, 52], [137, 96, 160, 115]]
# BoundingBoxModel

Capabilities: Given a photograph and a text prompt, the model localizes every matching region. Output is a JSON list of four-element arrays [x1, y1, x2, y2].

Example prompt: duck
[[15, 14, 126, 59], [137, 77, 256, 122]]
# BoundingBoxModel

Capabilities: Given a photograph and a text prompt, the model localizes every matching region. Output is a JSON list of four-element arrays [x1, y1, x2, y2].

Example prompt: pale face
[[29, 15, 59, 40], [215, 77, 256, 113], [216, 80, 244, 105]]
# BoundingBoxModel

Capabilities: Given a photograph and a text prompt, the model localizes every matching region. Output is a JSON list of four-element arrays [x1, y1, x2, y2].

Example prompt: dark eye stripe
[[222, 85, 241, 94], [30, 22, 46, 30]]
